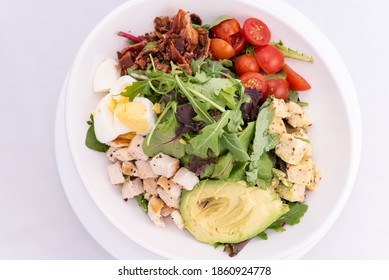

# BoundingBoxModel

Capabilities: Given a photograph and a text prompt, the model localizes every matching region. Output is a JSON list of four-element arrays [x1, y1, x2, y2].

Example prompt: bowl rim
[[64, 0, 362, 259]]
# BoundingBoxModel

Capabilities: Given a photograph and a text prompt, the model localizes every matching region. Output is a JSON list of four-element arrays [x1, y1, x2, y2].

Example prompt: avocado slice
[[180, 180, 289, 244]]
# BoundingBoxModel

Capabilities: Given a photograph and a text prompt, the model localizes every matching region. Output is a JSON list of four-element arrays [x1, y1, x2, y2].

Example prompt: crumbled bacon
[[117, 9, 210, 75]]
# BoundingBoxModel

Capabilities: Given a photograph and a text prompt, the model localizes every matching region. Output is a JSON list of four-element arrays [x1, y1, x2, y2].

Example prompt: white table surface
[[1, 0, 388, 260]]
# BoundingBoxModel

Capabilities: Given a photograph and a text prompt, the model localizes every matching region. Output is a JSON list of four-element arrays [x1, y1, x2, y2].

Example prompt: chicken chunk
[[127, 135, 148, 161], [286, 158, 315, 187], [107, 161, 125, 185], [147, 196, 165, 227], [143, 178, 158, 195], [122, 178, 143, 200], [114, 148, 134, 162], [269, 98, 290, 118], [105, 146, 118, 163], [161, 206, 174, 217], [157, 187, 180, 209], [121, 161, 138, 177], [286, 101, 312, 128], [268, 117, 286, 136], [172, 167, 199, 190], [135, 160, 158, 179], [150, 153, 180, 178], [275, 133, 310, 165], [157, 176, 182, 201], [276, 183, 306, 202], [171, 210, 185, 230]]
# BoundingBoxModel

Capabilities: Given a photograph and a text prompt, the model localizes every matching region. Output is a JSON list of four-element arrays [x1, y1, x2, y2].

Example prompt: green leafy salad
[[85, 9, 321, 257]]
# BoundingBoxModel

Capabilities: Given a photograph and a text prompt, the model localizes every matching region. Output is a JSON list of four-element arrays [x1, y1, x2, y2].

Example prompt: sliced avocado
[[180, 180, 289, 244]]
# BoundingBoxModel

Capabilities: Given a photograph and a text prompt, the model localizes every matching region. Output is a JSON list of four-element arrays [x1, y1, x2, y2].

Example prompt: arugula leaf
[[257, 152, 273, 180], [257, 231, 268, 240], [211, 152, 234, 179], [228, 162, 248, 181], [191, 58, 233, 78], [134, 194, 148, 212], [85, 114, 109, 152], [246, 106, 278, 185], [144, 41, 157, 50], [269, 202, 308, 229], [287, 89, 299, 103], [205, 15, 233, 30], [185, 111, 231, 158], [270, 40, 314, 62], [264, 69, 286, 80], [238, 122, 255, 152], [121, 80, 149, 101], [220, 132, 250, 162], [142, 103, 185, 159], [175, 74, 214, 124]]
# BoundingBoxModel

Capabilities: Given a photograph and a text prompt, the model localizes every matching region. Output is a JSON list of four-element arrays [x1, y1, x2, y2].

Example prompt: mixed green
[[86, 10, 320, 257]]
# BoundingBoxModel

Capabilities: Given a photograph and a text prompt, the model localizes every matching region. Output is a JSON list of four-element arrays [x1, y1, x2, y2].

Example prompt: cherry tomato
[[263, 78, 289, 101], [254, 45, 284, 74], [210, 38, 235, 60], [239, 72, 267, 93], [242, 18, 271, 46], [234, 54, 260, 76], [212, 18, 240, 44], [230, 31, 247, 55], [283, 64, 311, 91]]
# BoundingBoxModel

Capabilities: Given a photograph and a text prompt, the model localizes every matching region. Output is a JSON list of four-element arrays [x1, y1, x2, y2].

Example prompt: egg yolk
[[114, 102, 149, 132]]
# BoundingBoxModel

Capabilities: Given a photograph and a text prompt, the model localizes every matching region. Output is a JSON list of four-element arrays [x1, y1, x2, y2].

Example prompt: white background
[[1, 0, 388, 259]]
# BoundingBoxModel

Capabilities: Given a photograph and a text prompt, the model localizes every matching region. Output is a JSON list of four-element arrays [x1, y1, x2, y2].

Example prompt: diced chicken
[[306, 161, 321, 191], [144, 192, 151, 201], [157, 176, 182, 200], [161, 206, 174, 217], [275, 133, 310, 165], [114, 148, 134, 162], [150, 153, 180, 178], [147, 196, 165, 227], [106, 146, 119, 163], [171, 210, 185, 230], [286, 101, 312, 128], [122, 161, 138, 177], [122, 178, 143, 200], [143, 178, 158, 196], [127, 135, 148, 161], [107, 161, 125, 185], [276, 183, 306, 202], [135, 160, 158, 179], [293, 128, 312, 158], [286, 158, 315, 187], [107, 138, 131, 148], [268, 117, 286, 136], [172, 167, 199, 190], [157, 187, 180, 209], [269, 98, 290, 118]]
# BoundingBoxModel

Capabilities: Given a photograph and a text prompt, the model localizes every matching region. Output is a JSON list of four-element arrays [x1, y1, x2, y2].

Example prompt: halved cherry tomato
[[230, 31, 247, 55], [254, 45, 284, 74], [283, 64, 311, 91], [242, 18, 271, 46], [210, 38, 235, 60], [212, 18, 240, 44], [239, 72, 267, 93], [263, 78, 289, 101], [234, 54, 260, 76]]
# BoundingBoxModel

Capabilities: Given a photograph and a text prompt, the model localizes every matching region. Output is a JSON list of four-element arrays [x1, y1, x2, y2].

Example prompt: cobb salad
[[85, 9, 320, 257]]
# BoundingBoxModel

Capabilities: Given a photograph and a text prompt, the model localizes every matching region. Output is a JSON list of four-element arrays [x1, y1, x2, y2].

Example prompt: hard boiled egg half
[[93, 75, 156, 144]]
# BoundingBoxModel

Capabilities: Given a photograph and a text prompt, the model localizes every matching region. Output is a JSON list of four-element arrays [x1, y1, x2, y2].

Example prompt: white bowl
[[65, 0, 361, 259]]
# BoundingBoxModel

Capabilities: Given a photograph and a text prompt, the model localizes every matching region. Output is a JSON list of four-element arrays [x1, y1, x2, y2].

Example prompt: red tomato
[[210, 38, 235, 60], [242, 18, 271, 46], [239, 72, 267, 93], [283, 64, 311, 91], [230, 31, 247, 55], [254, 45, 284, 74], [212, 18, 240, 44], [263, 78, 289, 100], [234, 54, 260, 76]]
